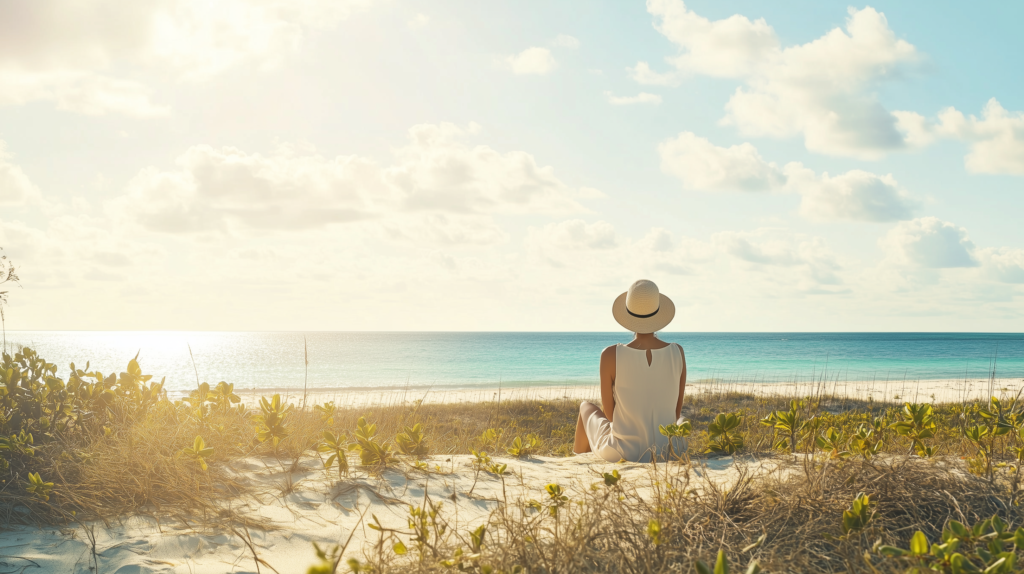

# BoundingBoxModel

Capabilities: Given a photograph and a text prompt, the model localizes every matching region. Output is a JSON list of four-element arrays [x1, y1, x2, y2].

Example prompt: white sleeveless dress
[[585, 343, 686, 462]]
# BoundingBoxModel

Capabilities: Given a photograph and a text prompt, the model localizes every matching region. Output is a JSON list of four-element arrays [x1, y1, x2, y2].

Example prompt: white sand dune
[[0, 454, 791, 573]]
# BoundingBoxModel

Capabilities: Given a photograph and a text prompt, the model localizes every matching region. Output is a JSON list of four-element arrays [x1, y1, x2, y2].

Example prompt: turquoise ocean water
[[4, 332, 1022, 394]]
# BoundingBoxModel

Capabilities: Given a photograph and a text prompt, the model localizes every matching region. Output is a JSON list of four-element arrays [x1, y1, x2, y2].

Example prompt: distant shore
[[197, 375, 1024, 407]]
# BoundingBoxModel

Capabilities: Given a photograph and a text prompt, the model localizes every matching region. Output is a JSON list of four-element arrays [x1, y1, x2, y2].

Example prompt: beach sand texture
[[0, 453, 792, 573]]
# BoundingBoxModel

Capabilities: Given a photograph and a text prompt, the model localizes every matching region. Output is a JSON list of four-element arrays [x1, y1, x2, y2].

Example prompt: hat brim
[[611, 292, 675, 333]]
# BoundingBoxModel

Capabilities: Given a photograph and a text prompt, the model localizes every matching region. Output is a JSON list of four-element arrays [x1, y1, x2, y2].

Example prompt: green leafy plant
[[760, 400, 813, 454], [695, 549, 761, 574], [841, 492, 874, 535], [658, 421, 692, 459], [647, 519, 662, 546], [24, 471, 53, 501], [602, 469, 621, 487], [253, 394, 292, 449], [477, 428, 503, 451], [707, 413, 744, 455], [352, 416, 393, 467], [395, 423, 428, 456], [891, 402, 937, 457], [180, 435, 215, 471], [318, 431, 349, 477], [307, 542, 343, 574], [850, 423, 883, 460], [544, 483, 568, 517], [181, 433, 215, 470], [315, 402, 337, 426], [209, 381, 240, 414], [815, 427, 852, 459], [506, 434, 539, 458], [875, 515, 1023, 573]]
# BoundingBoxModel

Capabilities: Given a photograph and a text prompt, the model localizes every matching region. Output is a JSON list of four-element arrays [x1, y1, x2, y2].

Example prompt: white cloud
[[879, 217, 977, 268], [627, 61, 680, 86], [647, 1, 919, 158], [605, 92, 662, 106], [529, 219, 618, 251], [647, 0, 778, 78], [785, 166, 916, 222], [658, 132, 783, 191], [506, 47, 557, 75], [0, 0, 374, 114], [977, 248, 1024, 284], [932, 99, 1024, 176], [112, 123, 588, 235], [714, 228, 843, 287], [658, 132, 916, 221], [0, 141, 42, 206], [407, 13, 430, 29], [552, 35, 580, 49], [0, 71, 170, 117], [380, 214, 508, 247]]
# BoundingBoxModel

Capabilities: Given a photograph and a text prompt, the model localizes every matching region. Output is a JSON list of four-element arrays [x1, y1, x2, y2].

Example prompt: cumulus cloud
[[528, 219, 618, 250], [658, 132, 916, 221], [112, 123, 588, 236], [658, 132, 783, 191], [0, 141, 42, 206], [879, 217, 977, 268], [713, 228, 843, 286], [605, 92, 662, 105], [506, 47, 557, 75], [977, 248, 1024, 283], [931, 99, 1024, 176], [645, 1, 919, 158], [552, 35, 580, 49], [785, 166, 916, 222], [627, 62, 680, 86], [0, 0, 374, 114]]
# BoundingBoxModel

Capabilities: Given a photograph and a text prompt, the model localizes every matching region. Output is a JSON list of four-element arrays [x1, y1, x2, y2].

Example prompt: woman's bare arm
[[675, 343, 687, 419], [600, 345, 616, 422]]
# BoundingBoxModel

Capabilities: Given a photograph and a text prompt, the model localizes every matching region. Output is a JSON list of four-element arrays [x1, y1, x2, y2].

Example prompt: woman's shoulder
[[601, 344, 618, 357]]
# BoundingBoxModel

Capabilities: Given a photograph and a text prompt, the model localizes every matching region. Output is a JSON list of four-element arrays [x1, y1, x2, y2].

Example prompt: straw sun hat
[[611, 279, 675, 334]]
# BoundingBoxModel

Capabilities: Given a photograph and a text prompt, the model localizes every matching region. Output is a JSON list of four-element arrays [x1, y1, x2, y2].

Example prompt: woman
[[573, 279, 687, 462]]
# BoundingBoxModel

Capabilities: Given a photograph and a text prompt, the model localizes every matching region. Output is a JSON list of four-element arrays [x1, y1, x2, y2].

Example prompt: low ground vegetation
[[3, 346, 1024, 572]]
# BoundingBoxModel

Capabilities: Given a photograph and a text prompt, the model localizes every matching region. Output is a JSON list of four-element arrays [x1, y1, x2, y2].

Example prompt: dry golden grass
[[13, 385, 1024, 573]]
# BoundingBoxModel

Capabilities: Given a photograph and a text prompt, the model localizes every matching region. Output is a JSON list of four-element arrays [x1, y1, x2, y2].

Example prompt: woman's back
[[612, 343, 683, 462]]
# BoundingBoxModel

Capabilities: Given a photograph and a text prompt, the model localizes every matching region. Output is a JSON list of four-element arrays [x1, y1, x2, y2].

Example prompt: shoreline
[[195, 376, 1024, 407]]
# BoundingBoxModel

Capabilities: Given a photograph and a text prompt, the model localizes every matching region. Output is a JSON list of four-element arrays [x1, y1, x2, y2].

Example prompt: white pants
[[584, 409, 689, 463]]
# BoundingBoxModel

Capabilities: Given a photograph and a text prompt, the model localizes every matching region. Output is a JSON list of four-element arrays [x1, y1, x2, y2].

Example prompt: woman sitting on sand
[[573, 279, 687, 462]]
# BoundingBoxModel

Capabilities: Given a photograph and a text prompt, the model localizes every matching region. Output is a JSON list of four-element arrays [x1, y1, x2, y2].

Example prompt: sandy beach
[[0, 453, 792, 573], [227, 376, 1024, 410]]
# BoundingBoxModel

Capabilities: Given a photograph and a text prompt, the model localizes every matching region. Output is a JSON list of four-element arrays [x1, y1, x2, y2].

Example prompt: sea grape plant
[[24, 471, 53, 501], [875, 515, 1024, 573], [890, 402, 937, 457], [395, 423, 428, 456], [477, 428, 502, 452], [180, 435, 215, 471], [352, 416, 393, 467], [318, 431, 349, 477], [695, 549, 762, 574], [816, 427, 852, 459], [659, 421, 692, 460], [315, 402, 336, 426], [253, 394, 292, 448], [506, 434, 539, 458], [760, 400, 813, 454], [209, 382, 240, 414], [707, 413, 744, 455], [841, 492, 874, 536]]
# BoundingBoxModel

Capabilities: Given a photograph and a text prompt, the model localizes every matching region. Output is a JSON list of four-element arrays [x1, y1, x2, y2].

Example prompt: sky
[[0, 0, 1022, 332]]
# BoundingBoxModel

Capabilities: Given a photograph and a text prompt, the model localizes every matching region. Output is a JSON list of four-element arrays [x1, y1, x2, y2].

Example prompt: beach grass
[[6, 346, 1024, 572]]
